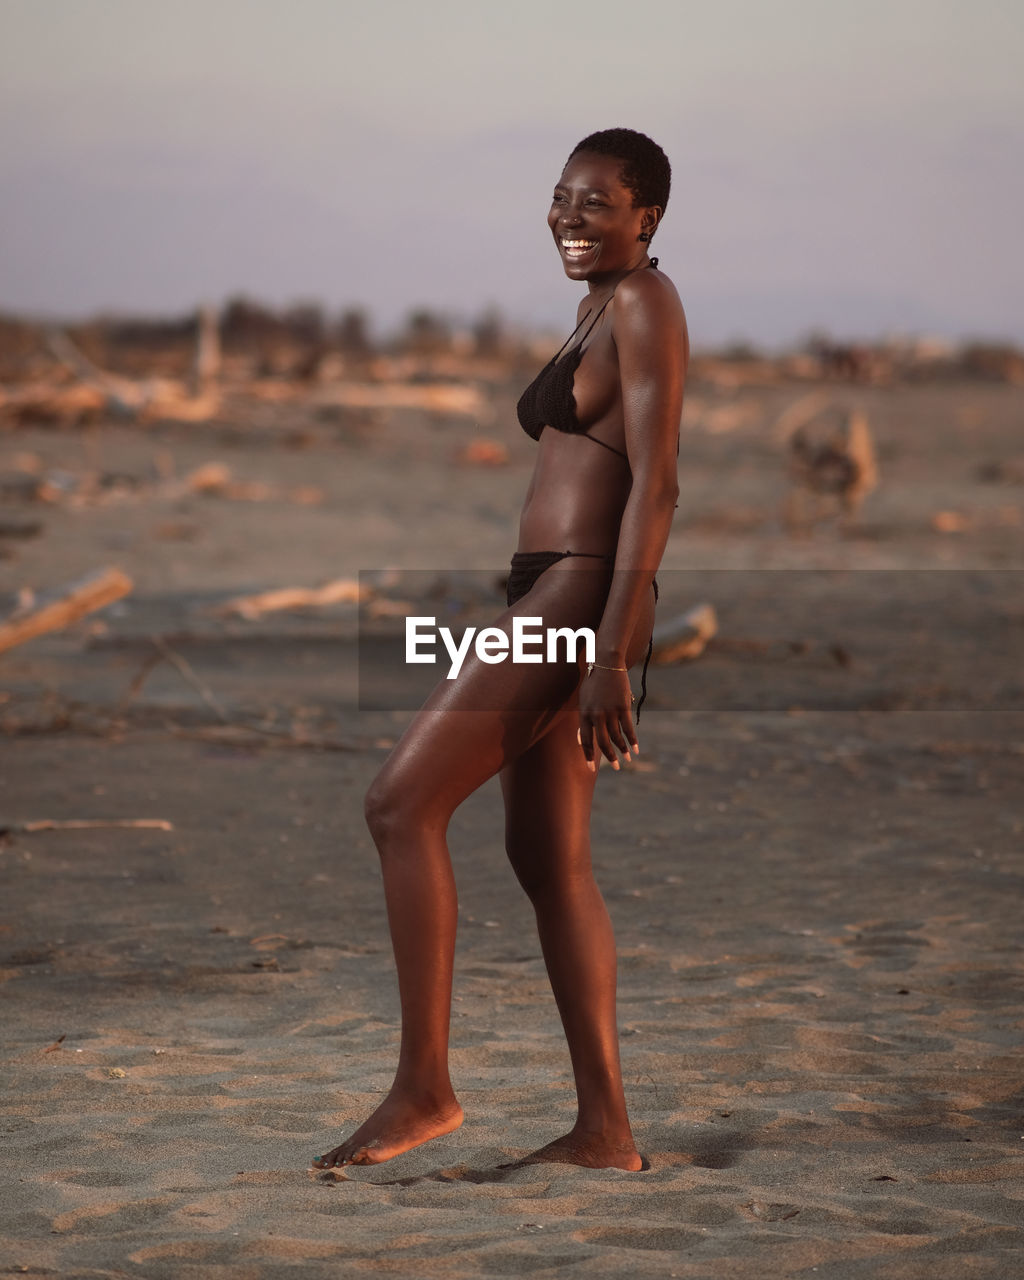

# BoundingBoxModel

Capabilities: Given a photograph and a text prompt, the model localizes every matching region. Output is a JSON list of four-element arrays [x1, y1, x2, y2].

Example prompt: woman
[[315, 128, 687, 1173]]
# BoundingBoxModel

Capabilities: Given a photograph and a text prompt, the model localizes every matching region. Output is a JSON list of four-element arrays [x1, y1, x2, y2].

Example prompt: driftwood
[[0, 818, 173, 834], [652, 603, 718, 663], [213, 578, 365, 619], [176, 462, 324, 505], [783, 407, 878, 529], [115, 636, 359, 750], [148, 635, 228, 721], [115, 634, 229, 724], [45, 327, 219, 423], [191, 304, 221, 395], [931, 510, 969, 533], [165, 723, 358, 752], [0, 567, 132, 655], [314, 383, 485, 416], [1, 383, 109, 427], [45, 328, 142, 416]]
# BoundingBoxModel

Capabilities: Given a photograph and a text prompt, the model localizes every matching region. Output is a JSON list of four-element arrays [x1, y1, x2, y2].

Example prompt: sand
[[2, 373, 1023, 1277]]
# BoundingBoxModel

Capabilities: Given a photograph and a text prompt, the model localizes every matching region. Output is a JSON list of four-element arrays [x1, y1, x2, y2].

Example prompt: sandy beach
[[2, 368, 1023, 1277]]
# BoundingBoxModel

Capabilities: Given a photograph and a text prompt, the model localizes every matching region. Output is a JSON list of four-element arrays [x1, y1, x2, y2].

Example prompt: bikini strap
[[575, 258, 658, 349], [634, 577, 659, 721], [550, 309, 596, 362], [576, 292, 616, 346], [584, 432, 628, 461], [555, 258, 660, 361]]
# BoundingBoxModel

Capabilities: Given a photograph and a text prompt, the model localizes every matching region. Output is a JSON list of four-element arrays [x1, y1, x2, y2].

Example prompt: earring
[[637, 231, 650, 242]]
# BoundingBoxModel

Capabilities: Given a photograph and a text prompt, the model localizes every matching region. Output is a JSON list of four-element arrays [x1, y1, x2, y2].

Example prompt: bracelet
[[587, 661, 628, 675]]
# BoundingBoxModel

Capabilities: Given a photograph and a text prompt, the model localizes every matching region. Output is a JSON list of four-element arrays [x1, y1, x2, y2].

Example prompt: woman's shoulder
[[612, 264, 687, 346]]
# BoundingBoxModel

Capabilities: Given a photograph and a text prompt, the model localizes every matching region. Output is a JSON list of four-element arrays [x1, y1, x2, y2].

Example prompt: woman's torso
[[515, 295, 636, 556]]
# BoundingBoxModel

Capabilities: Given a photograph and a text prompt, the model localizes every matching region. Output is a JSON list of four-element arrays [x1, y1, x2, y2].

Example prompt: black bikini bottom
[[505, 550, 657, 719], [505, 550, 612, 607]]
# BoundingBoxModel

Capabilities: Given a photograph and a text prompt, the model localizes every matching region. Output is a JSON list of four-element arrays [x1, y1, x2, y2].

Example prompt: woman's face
[[547, 150, 658, 283]]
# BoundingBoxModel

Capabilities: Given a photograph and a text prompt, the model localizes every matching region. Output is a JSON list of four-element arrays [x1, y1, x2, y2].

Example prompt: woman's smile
[[560, 237, 600, 262], [548, 150, 653, 283]]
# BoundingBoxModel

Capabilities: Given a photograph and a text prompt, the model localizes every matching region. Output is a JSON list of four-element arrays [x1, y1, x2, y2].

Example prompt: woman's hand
[[577, 666, 639, 772]]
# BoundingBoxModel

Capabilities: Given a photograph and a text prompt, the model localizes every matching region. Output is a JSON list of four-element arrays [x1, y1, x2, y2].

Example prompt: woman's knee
[[363, 773, 390, 844], [364, 769, 409, 848], [505, 828, 588, 904], [364, 767, 445, 852]]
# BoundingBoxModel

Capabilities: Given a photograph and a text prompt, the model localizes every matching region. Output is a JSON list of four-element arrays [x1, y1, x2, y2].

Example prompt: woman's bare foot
[[313, 1090, 463, 1169], [513, 1127, 644, 1171]]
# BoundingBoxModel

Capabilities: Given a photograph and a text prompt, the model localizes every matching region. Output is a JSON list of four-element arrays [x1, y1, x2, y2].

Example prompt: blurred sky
[[1, 0, 1022, 345]]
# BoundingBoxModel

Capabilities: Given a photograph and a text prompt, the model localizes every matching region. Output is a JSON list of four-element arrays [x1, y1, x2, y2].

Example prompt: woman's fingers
[[608, 715, 633, 761], [577, 721, 597, 772], [580, 716, 614, 771], [620, 707, 639, 757], [579, 708, 638, 773], [593, 719, 620, 769]]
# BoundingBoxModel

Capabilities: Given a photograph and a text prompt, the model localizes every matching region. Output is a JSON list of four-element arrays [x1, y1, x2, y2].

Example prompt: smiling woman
[[549, 129, 671, 275], [314, 128, 688, 1175]]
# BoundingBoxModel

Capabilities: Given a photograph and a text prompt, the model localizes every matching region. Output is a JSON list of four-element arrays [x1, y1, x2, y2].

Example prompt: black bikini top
[[517, 259, 659, 462]]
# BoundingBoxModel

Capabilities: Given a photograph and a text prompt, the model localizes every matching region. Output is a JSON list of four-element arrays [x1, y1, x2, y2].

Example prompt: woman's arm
[[578, 269, 688, 768]]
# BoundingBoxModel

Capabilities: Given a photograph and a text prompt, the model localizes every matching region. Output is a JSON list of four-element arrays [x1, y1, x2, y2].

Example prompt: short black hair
[[568, 128, 671, 213]]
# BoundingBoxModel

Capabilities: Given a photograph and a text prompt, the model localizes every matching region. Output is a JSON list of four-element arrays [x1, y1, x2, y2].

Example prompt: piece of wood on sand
[[191, 303, 221, 396], [784, 407, 879, 530], [0, 818, 174, 835], [213, 577, 365, 620], [45, 328, 144, 417], [652, 602, 718, 663], [0, 567, 132, 655]]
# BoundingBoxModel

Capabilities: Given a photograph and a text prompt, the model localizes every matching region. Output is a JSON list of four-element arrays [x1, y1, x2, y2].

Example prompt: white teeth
[[561, 239, 596, 249]]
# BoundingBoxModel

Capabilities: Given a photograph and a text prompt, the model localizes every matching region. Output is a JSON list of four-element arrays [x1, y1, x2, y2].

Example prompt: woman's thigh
[[500, 702, 598, 893], [370, 567, 610, 827]]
